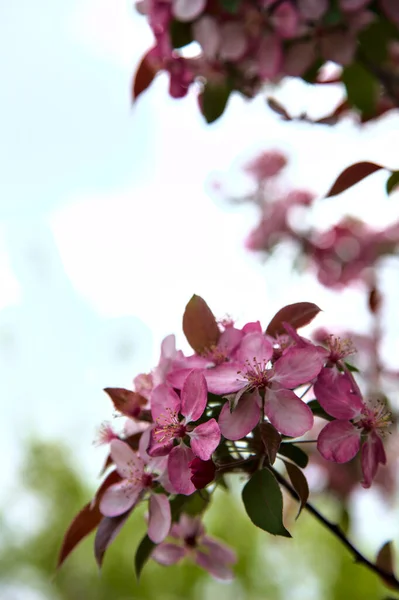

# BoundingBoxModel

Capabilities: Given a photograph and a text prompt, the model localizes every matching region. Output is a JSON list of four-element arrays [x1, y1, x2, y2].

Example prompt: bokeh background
[[1, 2, 399, 599]]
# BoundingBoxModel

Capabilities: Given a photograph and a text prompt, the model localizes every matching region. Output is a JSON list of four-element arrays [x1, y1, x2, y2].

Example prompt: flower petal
[[172, 0, 206, 22], [361, 431, 386, 488], [218, 391, 260, 441], [181, 370, 208, 423], [99, 481, 141, 517], [317, 420, 361, 463], [204, 363, 246, 394], [152, 543, 186, 565], [148, 493, 171, 543], [150, 383, 181, 422], [167, 368, 193, 390], [314, 368, 364, 420], [265, 386, 314, 437], [168, 444, 196, 495], [189, 418, 221, 460], [236, 332, 273, 365], [195, 550, 235, 581], [147, 428, 174, 458], [272, 346, 324, 388], [110, 439, 145, 478], [201, 536, 237, 565]]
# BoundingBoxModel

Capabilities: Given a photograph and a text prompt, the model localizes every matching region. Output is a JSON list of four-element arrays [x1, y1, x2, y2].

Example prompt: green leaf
[[342, 63, 378, 117], [359, 17, 399, 64], [134, 534, 155, 580], [219, 0, 240, 13], [183, 490, 210, 516], [386, 171, 399, 195], [242, 469, 291, 537], [170, 20, 193, 48], [201, 82, 231, 124], [282, 460, 309, 519], [343, 361, 360, 373], [278, 443, 308, 468], [307, 399, 334, 421], [301, 59, 323, 84], [322, 1, 341, 26]]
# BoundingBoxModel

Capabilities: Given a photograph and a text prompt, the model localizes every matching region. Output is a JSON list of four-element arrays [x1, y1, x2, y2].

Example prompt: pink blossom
[[314, 368, 391, 487], [99, 439, 171, 543], [207, 332, 324, 438], [148, 370, 221, 494], [244, 150, 287, 182], [152, 514, 237, 580]]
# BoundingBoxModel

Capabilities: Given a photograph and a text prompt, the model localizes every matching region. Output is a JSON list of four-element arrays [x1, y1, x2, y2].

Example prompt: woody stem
[[271, 467, 399, 591]]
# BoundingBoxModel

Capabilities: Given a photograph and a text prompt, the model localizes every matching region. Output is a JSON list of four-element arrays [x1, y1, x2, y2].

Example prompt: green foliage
[[386, 171, 399, 195], [242, 469, 291, 537], [0, 439, 391, 599], [278, 443, 309, 468], [201, 83, 231, 124], [342, 63, 378, 117]]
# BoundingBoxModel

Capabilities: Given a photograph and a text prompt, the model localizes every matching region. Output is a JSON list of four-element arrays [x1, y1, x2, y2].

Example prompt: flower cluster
[[228, 150, 399, 288], [59, 295, 392, 581], [134, 1, 399, 121]]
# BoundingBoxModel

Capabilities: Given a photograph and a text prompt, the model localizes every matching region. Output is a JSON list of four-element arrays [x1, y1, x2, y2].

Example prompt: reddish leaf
[[104, 387, 147, 418], [260, 422, 282, 465], [182, 295, 220, 354], [325, 162, 384, 198], [57, 470, 121, 568], [94, 512, 131, 568], [267, 97, 291, 120], [376, 541, 395, 582], [266, 302, 321, 336], [132, 51, 157, 102], [283, 460, 309, 518]]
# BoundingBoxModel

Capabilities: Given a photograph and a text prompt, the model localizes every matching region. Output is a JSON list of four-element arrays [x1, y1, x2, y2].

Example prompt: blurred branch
[[272, 467, 399, 591]]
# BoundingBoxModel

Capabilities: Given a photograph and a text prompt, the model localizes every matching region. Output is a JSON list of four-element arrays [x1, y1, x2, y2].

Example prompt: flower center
[[327, 335, 356, 363], [238, 357, 271, 388], [154, 408, 187, 444], [203, 344, 229, 366], [185, 534, 198, 548], [356, 399, 392, 434]]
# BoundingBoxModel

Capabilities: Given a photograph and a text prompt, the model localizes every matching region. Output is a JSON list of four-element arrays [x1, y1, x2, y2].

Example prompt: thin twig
[[271, 467, 399, 591]]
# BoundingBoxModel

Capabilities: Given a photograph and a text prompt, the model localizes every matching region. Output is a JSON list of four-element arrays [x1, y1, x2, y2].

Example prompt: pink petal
[[242, 321, 262, 334], [150, 384, 181, 422], [257, 34, 283, 79], [204, 363, 246, 394], [218, 327, 244, 356], [192, 16, 220, 59], [181, 370, 208, 423], [317, 420, 361, 463], [168, 444, 196, 495], [272, 346, 324, 388], [361, 431, 386, 488], [147, 428, 174, 458], [314, 368, 364, 420], [271, 2, 299, 39], [152, 543, 186, 565], [219, 22, 247, 62], [218, 391, 260, 440], [189, 418, 221, 460], [110, 439, 145, 478], [195, 550, 235, 581], [265, 386, 314, 437], [201, 536, 237, 565], [178, 514, 204, 539], [167, 367, 194, 390], [297, 0, 328, 20], [339, 0, 371, 10], [236, 332, 273, 365], [172, 0, 206, 22], [160, 334, 177, 360], [99, 481, 142, 517], [380, 0, 399, 26], [283, 40, 316, 76], [148, 493, 171, 543]]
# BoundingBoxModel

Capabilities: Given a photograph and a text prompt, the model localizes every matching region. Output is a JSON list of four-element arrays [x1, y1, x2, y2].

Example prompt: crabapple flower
[[152, 514, 237, 581], [206, 332, 324, 438], [314, 368, 391, 487], [148, 370, 221, 494], [99, 439, 171, 543]]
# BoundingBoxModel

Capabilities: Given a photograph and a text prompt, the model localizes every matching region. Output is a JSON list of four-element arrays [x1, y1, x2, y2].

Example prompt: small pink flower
[[99, 439, 171, 543], [314, 368, 391, 487], [152, 514, 237, 580], [206, 332, 324, 438], [244, 150, 287, 182], [148, 370, 221, 494]]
